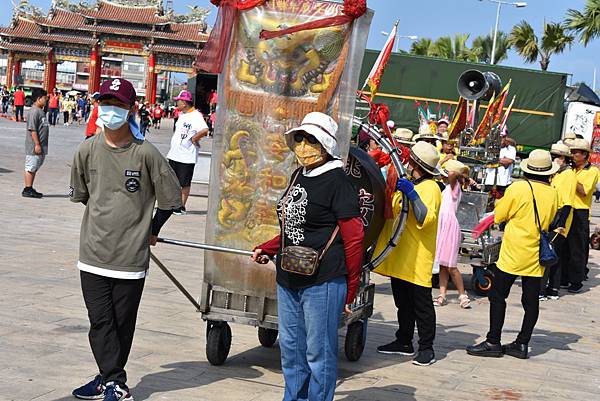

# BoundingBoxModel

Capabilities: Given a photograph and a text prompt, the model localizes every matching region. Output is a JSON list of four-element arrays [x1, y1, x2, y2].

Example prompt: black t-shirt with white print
[[276, 166, 360, 289]]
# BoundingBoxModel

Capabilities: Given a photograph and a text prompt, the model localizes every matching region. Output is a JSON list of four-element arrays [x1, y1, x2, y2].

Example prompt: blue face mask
[[98, 105, 130, 130]]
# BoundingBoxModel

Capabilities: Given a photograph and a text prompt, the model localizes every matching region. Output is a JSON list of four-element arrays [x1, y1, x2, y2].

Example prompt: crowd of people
[[14, 76, 598, 401]]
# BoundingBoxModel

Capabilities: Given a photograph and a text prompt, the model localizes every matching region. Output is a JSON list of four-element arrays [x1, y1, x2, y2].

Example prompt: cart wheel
[[344, 321, 365, 362], [258, 327, 278, 348], [471, 269, 494, 297], [431, 273, 440, 289], [206, 322, 232, 366]]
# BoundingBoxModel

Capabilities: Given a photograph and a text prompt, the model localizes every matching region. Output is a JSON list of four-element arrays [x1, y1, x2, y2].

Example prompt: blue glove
[[396, 178, 419, 201]]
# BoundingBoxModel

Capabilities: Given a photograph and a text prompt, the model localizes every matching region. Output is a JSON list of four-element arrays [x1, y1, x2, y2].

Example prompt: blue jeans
[[277, 276, 346, 401]]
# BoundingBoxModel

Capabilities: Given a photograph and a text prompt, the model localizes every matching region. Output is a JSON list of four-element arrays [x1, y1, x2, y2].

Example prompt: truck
[[357, 51, 568, 151]]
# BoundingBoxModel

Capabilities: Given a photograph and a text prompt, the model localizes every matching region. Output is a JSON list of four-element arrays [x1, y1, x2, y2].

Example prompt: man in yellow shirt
[[467, 149, 558, 359], [564, 139, 599, 293], [541, 143, 575, 301], [374, 142, 442, 366]]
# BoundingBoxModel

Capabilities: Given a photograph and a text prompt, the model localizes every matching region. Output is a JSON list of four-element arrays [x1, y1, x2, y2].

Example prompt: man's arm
[[30, 130, 42, 155], [499, 157, 514, 167], [191, 128, 209, 146]]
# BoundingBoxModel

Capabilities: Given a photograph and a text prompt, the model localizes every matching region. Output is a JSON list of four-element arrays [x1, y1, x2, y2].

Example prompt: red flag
[[362, 22, 397, 101], [447, 97, 467, 140]]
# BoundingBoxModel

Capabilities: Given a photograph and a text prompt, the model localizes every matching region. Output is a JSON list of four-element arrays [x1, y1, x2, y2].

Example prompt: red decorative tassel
[[260, 0, 367, 40], [343, 0, 367, 18]]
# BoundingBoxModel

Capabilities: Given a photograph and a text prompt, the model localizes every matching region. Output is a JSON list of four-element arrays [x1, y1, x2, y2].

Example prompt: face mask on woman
[[98, 105, 130, 130], [293, 134, 326, 167]]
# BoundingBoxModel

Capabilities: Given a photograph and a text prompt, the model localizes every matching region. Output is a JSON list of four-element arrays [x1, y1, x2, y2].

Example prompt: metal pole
[[149, 251, 203, 311], [491, 1, 502, 65], [157, 237, 255, 257]]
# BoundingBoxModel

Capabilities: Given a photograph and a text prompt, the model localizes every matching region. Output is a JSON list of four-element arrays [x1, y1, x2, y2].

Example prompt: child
[[434, 160, 471, 309]]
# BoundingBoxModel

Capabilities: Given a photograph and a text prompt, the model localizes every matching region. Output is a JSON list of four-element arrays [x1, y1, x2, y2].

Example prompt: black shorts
[[168, 159, 195, 187]]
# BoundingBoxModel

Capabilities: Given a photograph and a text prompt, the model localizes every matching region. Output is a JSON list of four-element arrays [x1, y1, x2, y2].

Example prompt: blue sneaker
[[72, 375, 104, 399], [103, 382, 133, 401]]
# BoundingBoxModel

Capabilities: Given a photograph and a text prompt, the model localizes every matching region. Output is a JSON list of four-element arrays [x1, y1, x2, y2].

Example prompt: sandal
[[459, 294, 471, 309], [433, 295, 447, 307]]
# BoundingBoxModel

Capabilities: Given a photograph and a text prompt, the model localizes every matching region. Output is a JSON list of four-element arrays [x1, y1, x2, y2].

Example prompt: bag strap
[[525, 179, 543, 235], [319, 226, 340, 261], [280, 170, 302, 248]]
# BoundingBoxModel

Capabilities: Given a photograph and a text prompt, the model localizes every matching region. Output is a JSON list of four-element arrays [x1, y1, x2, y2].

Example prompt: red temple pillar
[[13, 58, 22, 87], [5, 51, 14, 89], [146, 53, 157, 104], [88, 45, 102, 93], [43, 51, 57, 92]]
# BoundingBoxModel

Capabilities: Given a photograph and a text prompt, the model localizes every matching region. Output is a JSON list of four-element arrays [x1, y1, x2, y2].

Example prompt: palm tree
[[565, 0, 600, 46], [411, 34, 479, 62], [508, 21, 574, 71], [472, 31, 511, 64], [410, 38, 435, 57]]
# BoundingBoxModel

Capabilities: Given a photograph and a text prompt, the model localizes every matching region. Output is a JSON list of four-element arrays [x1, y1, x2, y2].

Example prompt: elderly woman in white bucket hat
[[374, 141, 442, 366], [467, 149, 558, 360], [251, 112, 364, 401]]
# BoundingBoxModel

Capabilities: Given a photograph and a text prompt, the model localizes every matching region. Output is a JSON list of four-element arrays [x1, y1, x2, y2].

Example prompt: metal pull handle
[[157, 237, 255, 257]]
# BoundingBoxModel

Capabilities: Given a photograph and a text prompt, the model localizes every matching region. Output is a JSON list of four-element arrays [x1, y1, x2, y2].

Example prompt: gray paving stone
[[1, 117, 599, 400]]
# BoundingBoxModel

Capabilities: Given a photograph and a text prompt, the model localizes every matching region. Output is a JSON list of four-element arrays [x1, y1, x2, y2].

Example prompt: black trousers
[[566, 209, 590, 286], [541, 235, 565, 291], [486, 267, 541, 345], [80, 271, 145, 385], [15, 105, 24, 121], [391, 278, 436, 351]]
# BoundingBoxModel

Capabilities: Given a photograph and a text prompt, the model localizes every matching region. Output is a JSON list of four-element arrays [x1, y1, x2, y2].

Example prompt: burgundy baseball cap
[[98, 78, 137, 105]]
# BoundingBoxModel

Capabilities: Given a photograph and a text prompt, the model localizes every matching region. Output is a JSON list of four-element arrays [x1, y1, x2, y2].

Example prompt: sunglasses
[[293, 133, 319, 145]]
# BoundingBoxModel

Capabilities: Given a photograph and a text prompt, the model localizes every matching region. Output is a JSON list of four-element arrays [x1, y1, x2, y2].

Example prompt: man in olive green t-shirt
[[69, 78, 181, 401]]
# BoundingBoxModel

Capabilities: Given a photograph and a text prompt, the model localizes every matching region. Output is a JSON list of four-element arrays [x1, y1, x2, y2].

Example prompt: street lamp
[[479, 0, 527, 64], [380, 31, 418, 53]]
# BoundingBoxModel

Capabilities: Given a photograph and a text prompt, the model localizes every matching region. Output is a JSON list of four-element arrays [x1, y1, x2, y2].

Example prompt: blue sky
[[1, 0, 598, 86]]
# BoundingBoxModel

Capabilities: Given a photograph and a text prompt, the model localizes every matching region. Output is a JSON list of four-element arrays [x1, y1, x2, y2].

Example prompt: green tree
[[471, 31, 511, 64], [410, 38, 435, 57], [410, 34, 479, 62], [508, 21, 574, 71], [566, 0, 600, 46]]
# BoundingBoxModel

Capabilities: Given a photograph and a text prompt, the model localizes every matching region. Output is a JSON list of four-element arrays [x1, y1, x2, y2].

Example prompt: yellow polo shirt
[[495, 180, 558, 277], [573, 164, 599, 210], [438, 151, 456, 168], [550, 168, 575, 237], [373, 179, 442, 287]]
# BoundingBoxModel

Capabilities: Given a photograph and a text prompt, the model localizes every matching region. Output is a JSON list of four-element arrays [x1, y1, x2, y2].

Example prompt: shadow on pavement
[[130, 359, 268, 401], [43, 194, 71, 198], [185, 210, 208, 216], [528, 328, 582, 357], [335, 384, 417, 401]]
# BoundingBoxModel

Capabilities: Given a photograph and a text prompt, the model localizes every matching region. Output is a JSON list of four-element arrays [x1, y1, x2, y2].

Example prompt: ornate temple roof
[[0, 0, 209, 56]]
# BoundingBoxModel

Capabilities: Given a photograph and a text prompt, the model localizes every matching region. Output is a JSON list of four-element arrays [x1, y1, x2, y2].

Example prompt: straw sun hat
[[569, 138, 592, 153], [550, 143, 572, 158], [520, 149, 560, 176], [441, 159, 466, 177], [410, 141, 441, 176], [393, 128, 414, 145]]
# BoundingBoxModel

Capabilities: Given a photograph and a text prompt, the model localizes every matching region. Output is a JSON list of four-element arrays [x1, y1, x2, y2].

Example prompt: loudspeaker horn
[[457, 70, 502, 101]]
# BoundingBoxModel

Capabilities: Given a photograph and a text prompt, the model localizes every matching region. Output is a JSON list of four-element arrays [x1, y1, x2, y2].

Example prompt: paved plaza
[[0, 116, 599, 401]]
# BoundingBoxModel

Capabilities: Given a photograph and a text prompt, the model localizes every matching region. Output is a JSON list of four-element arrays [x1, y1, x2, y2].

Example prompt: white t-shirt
[[166, 109, 208, 164], [485, 145, 516, 186]]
